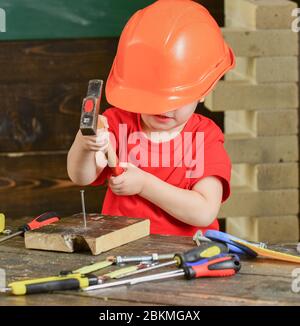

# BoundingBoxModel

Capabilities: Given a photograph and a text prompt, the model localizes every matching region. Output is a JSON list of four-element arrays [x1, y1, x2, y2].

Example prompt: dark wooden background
[[0, 1, 224, 219]]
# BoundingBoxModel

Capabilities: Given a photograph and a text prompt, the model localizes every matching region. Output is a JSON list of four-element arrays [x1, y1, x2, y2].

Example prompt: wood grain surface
[[0, 217, 299, 306]]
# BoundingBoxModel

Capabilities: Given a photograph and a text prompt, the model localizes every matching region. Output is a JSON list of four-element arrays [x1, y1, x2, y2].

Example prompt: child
[[67, 0, 235, 236]]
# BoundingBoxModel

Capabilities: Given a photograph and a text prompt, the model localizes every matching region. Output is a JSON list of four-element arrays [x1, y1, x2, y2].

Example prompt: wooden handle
[[97, 116, 124, 176]]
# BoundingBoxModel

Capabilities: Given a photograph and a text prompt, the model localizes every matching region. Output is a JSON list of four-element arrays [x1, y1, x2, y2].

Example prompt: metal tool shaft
[[80, 190, 87, 229], [83, 268, 183, 292], [0, 230, 23, 244], [115, 260, 176, 279], [110, 253, 175, 264]]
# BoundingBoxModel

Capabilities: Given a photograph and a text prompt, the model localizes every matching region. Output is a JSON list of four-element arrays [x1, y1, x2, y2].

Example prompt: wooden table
[[0, 226, 299, 306]]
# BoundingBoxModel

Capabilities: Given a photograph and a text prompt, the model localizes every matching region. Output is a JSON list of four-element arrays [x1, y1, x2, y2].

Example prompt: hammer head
[[80, 79, 103, 136]]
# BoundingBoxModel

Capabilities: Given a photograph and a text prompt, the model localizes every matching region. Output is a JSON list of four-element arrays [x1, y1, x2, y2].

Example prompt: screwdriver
[[2, 262, 157, 296], [1, 273, 98, 295], [115, 242, 229, 279], [107, 253, 175, 265], [1, 243, 228, 295], [83, 254, 241, 292], [85, 242, 230, 289], [0, 211, 60, 244]]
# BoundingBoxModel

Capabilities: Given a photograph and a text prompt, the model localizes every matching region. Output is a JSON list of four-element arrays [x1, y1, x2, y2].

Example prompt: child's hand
[[109, 162, 148, 196], [77, 115, 109, 153]]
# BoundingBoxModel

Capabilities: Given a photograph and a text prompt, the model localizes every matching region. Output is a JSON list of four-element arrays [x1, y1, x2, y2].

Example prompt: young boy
[[67, 0, 235, 236]]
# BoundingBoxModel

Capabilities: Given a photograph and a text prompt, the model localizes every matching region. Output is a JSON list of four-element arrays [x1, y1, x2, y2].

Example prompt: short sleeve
[[189, 124, 232, 203]]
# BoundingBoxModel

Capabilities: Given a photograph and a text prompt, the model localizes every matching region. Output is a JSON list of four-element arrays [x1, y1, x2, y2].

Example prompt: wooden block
[[225, 110, 298, 136], [25, 214, 150, 255], [225, 57, 299, 83], [225, 134, 298, 164], [231, 163, 299, 190], [219, 188, 299, 217], [226, 216, 299, 244], [222, 28, 298, 57], [225, 0, 297, 30], [205, 80, 298, 112]]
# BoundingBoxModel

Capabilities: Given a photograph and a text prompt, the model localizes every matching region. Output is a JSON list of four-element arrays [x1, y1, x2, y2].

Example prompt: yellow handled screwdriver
[[1, 273, 98, 296]]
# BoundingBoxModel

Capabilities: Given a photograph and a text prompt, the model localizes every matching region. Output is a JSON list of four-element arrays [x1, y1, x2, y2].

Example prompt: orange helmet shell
[[106, 0, 235, 114]]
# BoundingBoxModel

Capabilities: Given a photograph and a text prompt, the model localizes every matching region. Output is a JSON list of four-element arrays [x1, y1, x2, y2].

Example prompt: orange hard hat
[[106, 0, 235, 114]]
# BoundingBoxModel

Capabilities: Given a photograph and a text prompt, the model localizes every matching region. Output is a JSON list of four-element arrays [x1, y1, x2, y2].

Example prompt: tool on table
[[0, 212, 60, 244], [2, 244, 229, 295], [71, 252, 166, 275], [0, 213, 12, 235], [80, 190, 87, 229], [193, 230, 212, 246], [233, 239, 300, 264], [96, 262, 157, 283], [202, 230, 260, 257], [1, 273, 98, 296], [2, 261, 157, 296], [0, 213, 4, 233], [83, 254, 241, 292], [73, 260, 113, 275], [108, 242, 229, 279], [107, 253, 175, 265], [80, 79, 124, 176]]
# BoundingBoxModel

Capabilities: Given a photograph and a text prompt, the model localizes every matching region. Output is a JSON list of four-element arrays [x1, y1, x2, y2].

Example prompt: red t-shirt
[[91, 107, 231, 236]]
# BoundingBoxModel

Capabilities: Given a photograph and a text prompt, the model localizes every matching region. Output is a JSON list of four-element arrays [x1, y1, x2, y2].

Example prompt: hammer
[[80, 79, 124, 176]]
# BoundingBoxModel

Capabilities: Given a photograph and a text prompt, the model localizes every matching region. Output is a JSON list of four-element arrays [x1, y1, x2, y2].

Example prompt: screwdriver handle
[[174, 242, 229, 267], [8, 273, 98, 295], [21, 211, 60, 232], [183, 254, 241, 279]]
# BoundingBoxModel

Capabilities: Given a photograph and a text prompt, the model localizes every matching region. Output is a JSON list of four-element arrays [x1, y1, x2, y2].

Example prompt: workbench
[[0, 226, 299, 306]]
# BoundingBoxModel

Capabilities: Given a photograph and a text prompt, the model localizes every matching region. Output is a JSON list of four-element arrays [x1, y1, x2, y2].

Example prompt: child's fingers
[[110, 188, 122, 195], [110, 185, 123, 194], [109, 181, 124, 194], [119, 162, 137, 169], [87, 138, 107, 147], [86, 141, 108, 151], [110, 174, 125, 185], [96, 133, 109, 144], [97, 115, 109, 129], [110, 173, 125, 186], [90, 144, 109, 152]]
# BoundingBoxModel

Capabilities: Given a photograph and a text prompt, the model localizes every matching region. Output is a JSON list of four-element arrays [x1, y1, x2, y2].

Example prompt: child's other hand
[[109, 162, 147, 196], [77, 115, 109, 153]]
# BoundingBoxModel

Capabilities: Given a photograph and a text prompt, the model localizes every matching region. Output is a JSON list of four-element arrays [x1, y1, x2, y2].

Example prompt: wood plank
[[0, 153, 107, 218], [0, 82, 94, 151], [0, 293, 139, 307], [24, 214, 150, 255], [1, 228, 300, 306], [0, 39, 117, 84]]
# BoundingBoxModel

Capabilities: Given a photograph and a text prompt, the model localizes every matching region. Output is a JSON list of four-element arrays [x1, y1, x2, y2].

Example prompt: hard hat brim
[[106, 46, 235, 115]]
